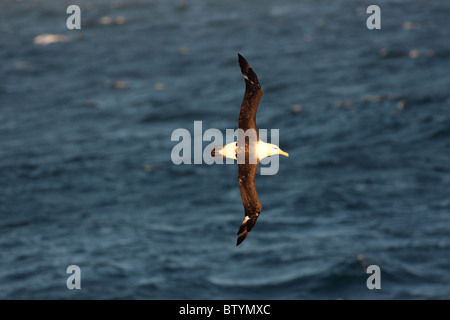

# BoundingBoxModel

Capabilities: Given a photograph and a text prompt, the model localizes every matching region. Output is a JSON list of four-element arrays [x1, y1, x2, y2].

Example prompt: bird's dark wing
[[235, 54, 263, 246], [237, 54, 263, 133], [236, 162, 261, 246]]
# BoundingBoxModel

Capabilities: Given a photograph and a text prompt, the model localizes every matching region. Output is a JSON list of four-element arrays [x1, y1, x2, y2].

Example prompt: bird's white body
[[213, 140, 288, 161], [214, 141, 237, 160]]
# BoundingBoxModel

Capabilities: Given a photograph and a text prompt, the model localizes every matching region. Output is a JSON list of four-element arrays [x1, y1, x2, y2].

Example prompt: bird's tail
[[236, 213, 259, 246], [211, 142, 237, 160], [211, 146, 222, 158]]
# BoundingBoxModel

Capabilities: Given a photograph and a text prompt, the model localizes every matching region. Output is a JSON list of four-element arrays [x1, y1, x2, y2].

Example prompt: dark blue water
[[1, 0, 449, 299]]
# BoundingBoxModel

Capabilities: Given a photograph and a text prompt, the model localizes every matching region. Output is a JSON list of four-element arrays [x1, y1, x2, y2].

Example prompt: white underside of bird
[[213, 140, 289, 161]]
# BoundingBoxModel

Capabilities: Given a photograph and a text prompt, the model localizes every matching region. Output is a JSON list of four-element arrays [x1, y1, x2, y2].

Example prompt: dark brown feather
[[237, 54, 263, 133], [237, 163, 261, 245], [236, 54, 264, 246]]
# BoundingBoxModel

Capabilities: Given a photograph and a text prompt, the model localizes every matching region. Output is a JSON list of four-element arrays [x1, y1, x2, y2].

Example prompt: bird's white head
[[270, 144, 289, 157], [258, 141, 289, 159]]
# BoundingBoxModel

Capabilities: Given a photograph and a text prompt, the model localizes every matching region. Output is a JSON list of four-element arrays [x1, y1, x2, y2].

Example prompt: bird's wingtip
[[238, 54, 249, 70], [236, 214, 259, 246], [236, 229, 251, 246], [236, 234, 247, 246], [237, 54, 259, 86]]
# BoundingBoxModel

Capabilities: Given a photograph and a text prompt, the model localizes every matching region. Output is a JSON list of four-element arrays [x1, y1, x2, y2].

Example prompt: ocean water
[[0, 0, 449, 299]]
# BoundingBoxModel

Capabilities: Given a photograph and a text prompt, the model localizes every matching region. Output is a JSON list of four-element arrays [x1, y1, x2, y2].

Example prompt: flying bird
[[212, 54, 289, 246]]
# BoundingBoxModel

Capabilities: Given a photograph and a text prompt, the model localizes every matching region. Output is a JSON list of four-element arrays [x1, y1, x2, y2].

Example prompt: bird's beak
[[279, 149, 289, 157]]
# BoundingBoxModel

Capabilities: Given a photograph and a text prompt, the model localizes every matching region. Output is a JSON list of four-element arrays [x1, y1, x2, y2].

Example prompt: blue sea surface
[[0, 0, 449, 299]]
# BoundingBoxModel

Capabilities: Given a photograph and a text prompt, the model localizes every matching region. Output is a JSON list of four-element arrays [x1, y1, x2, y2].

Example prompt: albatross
[[212, 54, 289, 246]]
